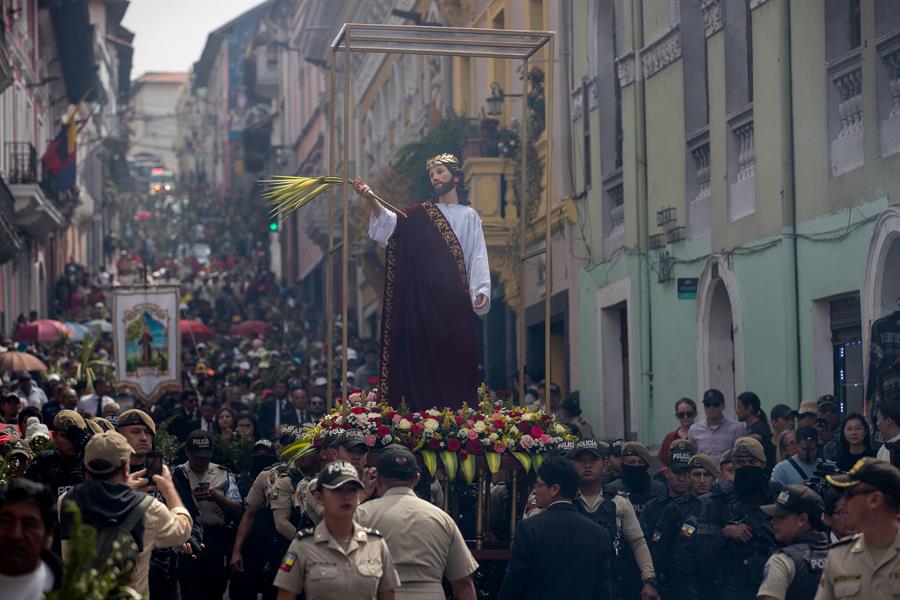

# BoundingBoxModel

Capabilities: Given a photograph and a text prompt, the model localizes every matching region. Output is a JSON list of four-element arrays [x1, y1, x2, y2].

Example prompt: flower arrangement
[[284, 385, 577, 485]]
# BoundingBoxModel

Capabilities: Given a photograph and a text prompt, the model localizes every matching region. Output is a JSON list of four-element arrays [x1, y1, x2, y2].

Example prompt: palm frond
[[261, 175, 407, 222]]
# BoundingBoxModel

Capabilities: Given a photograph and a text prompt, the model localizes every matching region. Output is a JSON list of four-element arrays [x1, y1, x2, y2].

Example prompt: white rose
[[489, 432, 499, 442], [368, 413, 381, 421], [423, 418, 439, 431], [382, 434, 393, 444], [473, 420, 486, 433], [398, 418, 412, 430]]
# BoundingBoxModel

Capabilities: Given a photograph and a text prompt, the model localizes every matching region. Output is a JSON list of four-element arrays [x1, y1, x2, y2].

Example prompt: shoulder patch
[[295, 528, 314, 539], [363, 527, 382, 537], [616, 490, 629, 498], [831, 533, 861, 547]]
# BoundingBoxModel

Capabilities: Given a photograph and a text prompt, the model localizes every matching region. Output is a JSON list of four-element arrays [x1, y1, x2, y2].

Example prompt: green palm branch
[[261, 175, 407, 222]]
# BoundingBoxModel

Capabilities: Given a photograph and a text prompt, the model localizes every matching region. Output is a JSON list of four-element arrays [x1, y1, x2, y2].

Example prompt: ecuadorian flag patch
[[280, 552, 297, 572]]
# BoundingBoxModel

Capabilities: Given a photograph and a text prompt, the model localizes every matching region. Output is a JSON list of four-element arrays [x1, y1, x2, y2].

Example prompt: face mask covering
[[733, 465, 768, 498], [621, 464, 650, 492]]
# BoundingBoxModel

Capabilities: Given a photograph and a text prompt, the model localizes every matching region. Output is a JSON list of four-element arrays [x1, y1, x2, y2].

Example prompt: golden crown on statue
[[425, 153, 460, 170]]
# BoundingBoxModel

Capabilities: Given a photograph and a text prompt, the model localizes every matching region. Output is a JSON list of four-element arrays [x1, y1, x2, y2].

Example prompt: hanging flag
[[41, 117, 77, 190]]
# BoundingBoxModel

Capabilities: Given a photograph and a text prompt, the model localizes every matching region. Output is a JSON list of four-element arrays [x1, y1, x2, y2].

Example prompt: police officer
[[273, 461, 401, 600], [24, 410, 89, 500], [815, 457, 900, 600], [641, 446, 693, 536], [570, 439, 658, 600], [604, 438, 626, 486], [175, 430, 243, 599], [757, 485, 829, 600], [117, 408, 202, 600], [229, 430, 297, 600], [646, 453, 718, 600], [696, 437, 779, 600], [355, 444, 478, 599]]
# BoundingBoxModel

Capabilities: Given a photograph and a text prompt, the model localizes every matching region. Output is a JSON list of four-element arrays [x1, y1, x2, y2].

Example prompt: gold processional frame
[[325, 23, 556, 414]]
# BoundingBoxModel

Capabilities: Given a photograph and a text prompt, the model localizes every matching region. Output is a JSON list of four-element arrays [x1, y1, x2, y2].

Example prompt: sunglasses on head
[[676, 411, 696, 419]]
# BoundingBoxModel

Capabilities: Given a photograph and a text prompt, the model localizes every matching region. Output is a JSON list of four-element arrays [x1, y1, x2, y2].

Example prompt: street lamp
[[485, 81, 523, 117]]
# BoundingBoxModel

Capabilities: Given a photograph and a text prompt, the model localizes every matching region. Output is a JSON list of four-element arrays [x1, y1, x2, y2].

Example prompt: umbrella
[[83, 319, 113, 334], [0, 351, 48, 372], [12, 320, 72, 343], [135, 210, 152, 220], [64, 322, 90, 342], [231, 320, 272, 337], [180, 320, 215, 341]]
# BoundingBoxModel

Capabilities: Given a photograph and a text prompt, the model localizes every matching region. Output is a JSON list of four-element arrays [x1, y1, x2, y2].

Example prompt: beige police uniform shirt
[[273, 520, 402, 599], [59, 495, 192, 598], [815, 528, 900, 600], [355, 487, 478, 599], [179, 462, 239, 526], [271, 472, 300, 540], [576, 491, 656, 582]]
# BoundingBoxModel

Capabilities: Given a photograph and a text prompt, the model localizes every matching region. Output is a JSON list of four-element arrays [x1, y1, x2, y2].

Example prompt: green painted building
[[568, 0, 900, 444]]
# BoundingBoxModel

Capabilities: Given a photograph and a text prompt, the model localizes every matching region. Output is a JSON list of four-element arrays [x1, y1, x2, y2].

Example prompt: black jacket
[[258, 397, 292, 440], [498, 502, 611, 600]]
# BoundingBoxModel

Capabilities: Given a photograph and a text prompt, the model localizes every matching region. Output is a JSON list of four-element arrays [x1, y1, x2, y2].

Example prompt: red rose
[[350, 406, 365, 414], [466, 439, 485, 455], [511, 411, 522, 418], [446, 438, 462, 452], [454, 415, 464, 425], [530, 426, 545, 437], [517, 421, 531, 433], [493, 419, 505, 429], [376, 425, 391, 438], [459, 450, 469, 460], [404, 440, 416, 449], [428, 438, 441, 450], [411, 423, 425, 436]]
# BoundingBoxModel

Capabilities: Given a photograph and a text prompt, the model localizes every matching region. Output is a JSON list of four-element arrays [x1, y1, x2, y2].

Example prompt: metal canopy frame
[[326, 23, 555, 410]]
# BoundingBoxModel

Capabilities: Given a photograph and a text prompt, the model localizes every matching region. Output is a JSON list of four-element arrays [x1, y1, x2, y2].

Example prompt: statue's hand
[[352, 177, 372, 200], [473, 293, 488, 310]]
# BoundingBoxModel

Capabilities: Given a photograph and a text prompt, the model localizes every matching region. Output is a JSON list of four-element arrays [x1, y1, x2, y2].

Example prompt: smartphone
[[145, 452, 163, 479], [197, 481, 210, 492]]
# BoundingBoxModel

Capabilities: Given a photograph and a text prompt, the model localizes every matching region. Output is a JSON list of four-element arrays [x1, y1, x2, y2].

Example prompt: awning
[[41, 0, 97, 103]]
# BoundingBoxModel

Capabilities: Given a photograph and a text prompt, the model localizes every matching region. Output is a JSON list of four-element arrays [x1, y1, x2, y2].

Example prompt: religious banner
[[113, 286, 180, 402]]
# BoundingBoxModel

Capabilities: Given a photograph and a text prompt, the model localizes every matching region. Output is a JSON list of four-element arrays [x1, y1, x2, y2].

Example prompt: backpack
[[93, 495, 154, 574]]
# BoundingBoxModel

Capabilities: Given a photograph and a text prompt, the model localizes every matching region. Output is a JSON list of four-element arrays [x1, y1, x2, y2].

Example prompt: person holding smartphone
[[117, 409, 202, 600], [174, 430, 242, 599]]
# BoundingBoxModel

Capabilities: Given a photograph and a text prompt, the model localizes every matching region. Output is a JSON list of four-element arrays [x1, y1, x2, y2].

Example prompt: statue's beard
[[432, 180, 456, 197]]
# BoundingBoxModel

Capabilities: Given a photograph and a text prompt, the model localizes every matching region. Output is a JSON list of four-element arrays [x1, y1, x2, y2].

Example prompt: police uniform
[[24, 410, 88, 499], [273, 462, 401, 600], [815, 457, 900, 600], [176, 431, 242, 600], [757, 485, 829, 600], [230, 464, 283, 600], [354, 445, 478, 599]]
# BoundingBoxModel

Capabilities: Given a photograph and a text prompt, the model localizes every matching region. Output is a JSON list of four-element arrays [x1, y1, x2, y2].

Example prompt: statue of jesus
[[352, 153, 491, 411]]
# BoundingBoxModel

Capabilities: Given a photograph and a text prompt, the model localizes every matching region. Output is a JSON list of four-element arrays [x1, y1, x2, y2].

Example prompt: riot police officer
[[24, 410, 89, 500], [570, 440, 659, 600], [646, 453, 717, 600], [757, 485, 829, 600], [696, 437, 780, 600], [641, 446, 693, 536]]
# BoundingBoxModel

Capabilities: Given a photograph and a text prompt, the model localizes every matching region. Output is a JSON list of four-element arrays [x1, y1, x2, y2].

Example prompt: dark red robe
[[378, 201, 479, 412]]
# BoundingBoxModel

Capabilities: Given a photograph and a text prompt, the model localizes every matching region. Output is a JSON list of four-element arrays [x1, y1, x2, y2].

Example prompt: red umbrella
[[231, 320, 272, 337], [179, 320, 215, 341], [12, 320, 73, 343], [135, 210, 152, 220]]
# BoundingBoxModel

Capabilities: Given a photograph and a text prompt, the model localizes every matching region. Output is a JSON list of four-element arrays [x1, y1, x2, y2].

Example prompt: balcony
[[687, 127, 710, 237], [828, 49, 864, 176], [727, 105, 756, 221], [0, 176, 23, 264], [4, 143, 65, 239], [877, 28, 900, 157], [603, 170, 624, 257]]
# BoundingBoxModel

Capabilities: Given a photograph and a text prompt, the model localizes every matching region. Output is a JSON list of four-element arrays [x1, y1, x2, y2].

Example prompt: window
[[874, 0, 900, 157], [724, 0, 755, 221]]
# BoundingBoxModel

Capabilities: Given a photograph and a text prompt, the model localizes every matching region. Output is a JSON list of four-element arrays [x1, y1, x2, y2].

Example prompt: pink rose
[[349, 392, 361, 403], [520, 435, 535, 450], [540, 434, 552, 444], [364, 434, 376, 447], [493, 442, 506, 453], [392, 414, 401, 425], [467, 429, 479, 440], [366, 391, 376, 403]]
